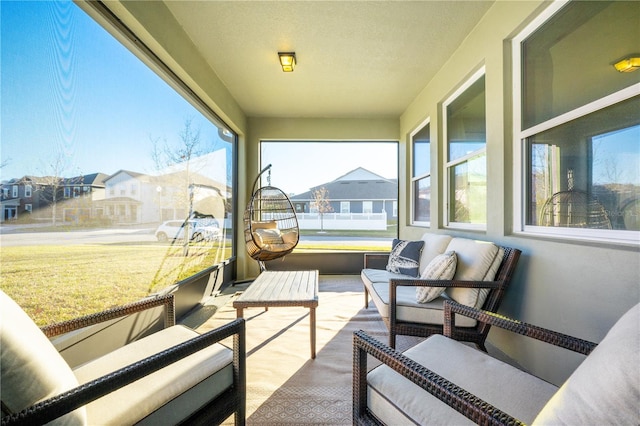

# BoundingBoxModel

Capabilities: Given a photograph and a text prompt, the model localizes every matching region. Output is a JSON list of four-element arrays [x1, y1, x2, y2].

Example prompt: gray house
[[290, 167, 397, 220]]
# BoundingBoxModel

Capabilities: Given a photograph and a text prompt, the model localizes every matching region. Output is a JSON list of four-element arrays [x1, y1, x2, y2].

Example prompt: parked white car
[[155, 219, 220, 242]]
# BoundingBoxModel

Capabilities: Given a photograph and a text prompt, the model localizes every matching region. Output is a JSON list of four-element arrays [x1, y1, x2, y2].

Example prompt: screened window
[[411, 121, 431, 225], [515, 1, 639, 243], [1, 1, 237, 325], [444, 69, 487, 228], [260, 141, 398, 251]]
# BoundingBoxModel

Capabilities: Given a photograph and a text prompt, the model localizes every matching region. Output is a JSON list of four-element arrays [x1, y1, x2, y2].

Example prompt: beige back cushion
[[533, 303, 640, 425], [252, 220, 277, 230], [445, 239, 503, 308], [418, 233, 453, 275], [0, 290, 87, 425]]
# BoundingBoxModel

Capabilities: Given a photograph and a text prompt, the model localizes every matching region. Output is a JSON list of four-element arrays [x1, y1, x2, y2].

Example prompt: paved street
[[0, 224, 392, 248], [0, 225, 156, 246]]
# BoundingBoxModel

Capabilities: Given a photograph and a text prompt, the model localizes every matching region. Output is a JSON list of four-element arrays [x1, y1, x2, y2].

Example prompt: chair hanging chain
[[267, 168, 271, 186]]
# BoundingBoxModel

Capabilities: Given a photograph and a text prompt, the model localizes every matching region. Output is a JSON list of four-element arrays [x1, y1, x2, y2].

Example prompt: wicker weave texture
[[365, 246, 521, 350], [353, 300, 598, 426], [2, 298, 246, 426]]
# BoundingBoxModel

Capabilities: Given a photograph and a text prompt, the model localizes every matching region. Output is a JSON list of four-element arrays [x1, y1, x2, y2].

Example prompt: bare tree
[[151, 117, 203, 169], [37, 152, 68, 226], [151, 117, 204, 217], [150, 118, 210, 256], [312, 186, 333, 232]]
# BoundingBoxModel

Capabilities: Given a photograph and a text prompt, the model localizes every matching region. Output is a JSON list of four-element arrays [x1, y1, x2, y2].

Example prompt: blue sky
[[1, 1, 218, 181], [262, 142, 398, 195], [0, 0, 397, 196]]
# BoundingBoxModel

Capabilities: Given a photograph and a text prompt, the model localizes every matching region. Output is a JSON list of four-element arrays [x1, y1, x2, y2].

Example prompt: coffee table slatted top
[[233, 270, 318, 308]]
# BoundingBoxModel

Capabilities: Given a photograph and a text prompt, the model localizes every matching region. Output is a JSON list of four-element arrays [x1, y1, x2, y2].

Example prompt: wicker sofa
[[353, 300, 639, 425], [1, 290, 246, 426], [361, 233, 521, 349]]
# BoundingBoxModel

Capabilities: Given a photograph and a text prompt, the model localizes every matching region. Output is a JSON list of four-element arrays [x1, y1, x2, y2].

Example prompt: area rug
[[198, 275, 422, 425]]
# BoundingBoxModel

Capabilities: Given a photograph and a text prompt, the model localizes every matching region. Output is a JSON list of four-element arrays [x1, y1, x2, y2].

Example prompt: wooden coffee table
[[233, 270, 319, 359]]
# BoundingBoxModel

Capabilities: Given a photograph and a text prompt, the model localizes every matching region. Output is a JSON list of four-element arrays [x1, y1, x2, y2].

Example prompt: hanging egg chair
[[539, 170, 611, 229], [244, 164, 299, 270]]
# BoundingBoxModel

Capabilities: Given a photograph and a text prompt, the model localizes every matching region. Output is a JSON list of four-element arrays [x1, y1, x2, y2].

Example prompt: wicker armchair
[[1, 291, 246, 426], [363, 244, 521, 350], [354, 300, 639, 425]]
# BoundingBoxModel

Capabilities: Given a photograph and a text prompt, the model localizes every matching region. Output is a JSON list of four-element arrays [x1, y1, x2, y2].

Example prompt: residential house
[[101, 169, 229, 225], [59, 173, 109, 223], [1, 173, 108, 223], [290, 167, 397, 230]]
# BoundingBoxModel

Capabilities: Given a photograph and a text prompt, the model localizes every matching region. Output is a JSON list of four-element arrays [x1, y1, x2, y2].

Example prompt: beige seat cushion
[[360, 273, 477, 327], [368, 334, 558, 425], [0, 290, 87, 425], [73, 325, 233, 425]]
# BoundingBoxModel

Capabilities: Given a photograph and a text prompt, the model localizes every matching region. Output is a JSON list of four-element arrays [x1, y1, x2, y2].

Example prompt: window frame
[[443, 66, 487, 231], [410, 117, 431, 227], [512, 1, 640, 245]]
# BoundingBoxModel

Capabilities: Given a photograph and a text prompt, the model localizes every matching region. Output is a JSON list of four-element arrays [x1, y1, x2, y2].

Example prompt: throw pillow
[[253, 228, 284, 246], [386, 239, 424, 277], [416, 251, 457, 303]]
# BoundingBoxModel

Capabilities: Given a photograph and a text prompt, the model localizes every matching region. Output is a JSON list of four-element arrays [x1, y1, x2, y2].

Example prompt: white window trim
[[410, 117, 431, 227], [511, 0, 640, 245], [443, 66, 487, 231]]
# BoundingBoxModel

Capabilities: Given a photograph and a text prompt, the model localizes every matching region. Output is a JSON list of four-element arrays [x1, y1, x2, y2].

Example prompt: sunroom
[[1, 0, 638, 424]]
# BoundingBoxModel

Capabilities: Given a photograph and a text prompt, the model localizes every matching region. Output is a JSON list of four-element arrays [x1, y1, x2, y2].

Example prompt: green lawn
[[1, 237, 390, 326], [0, 243, 222, 326]]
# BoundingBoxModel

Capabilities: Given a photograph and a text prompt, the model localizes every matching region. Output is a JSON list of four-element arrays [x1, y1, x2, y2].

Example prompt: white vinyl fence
[[295, 212, 387, 230]]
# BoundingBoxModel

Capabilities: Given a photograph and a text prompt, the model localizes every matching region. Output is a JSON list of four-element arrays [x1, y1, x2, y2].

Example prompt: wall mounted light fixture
[[614, 56, 640, 73], [278, 52, 296, 72]]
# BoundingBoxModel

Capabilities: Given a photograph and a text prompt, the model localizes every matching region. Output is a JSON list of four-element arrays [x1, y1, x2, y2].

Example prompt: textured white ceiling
[[165, 1, 494, 118]]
